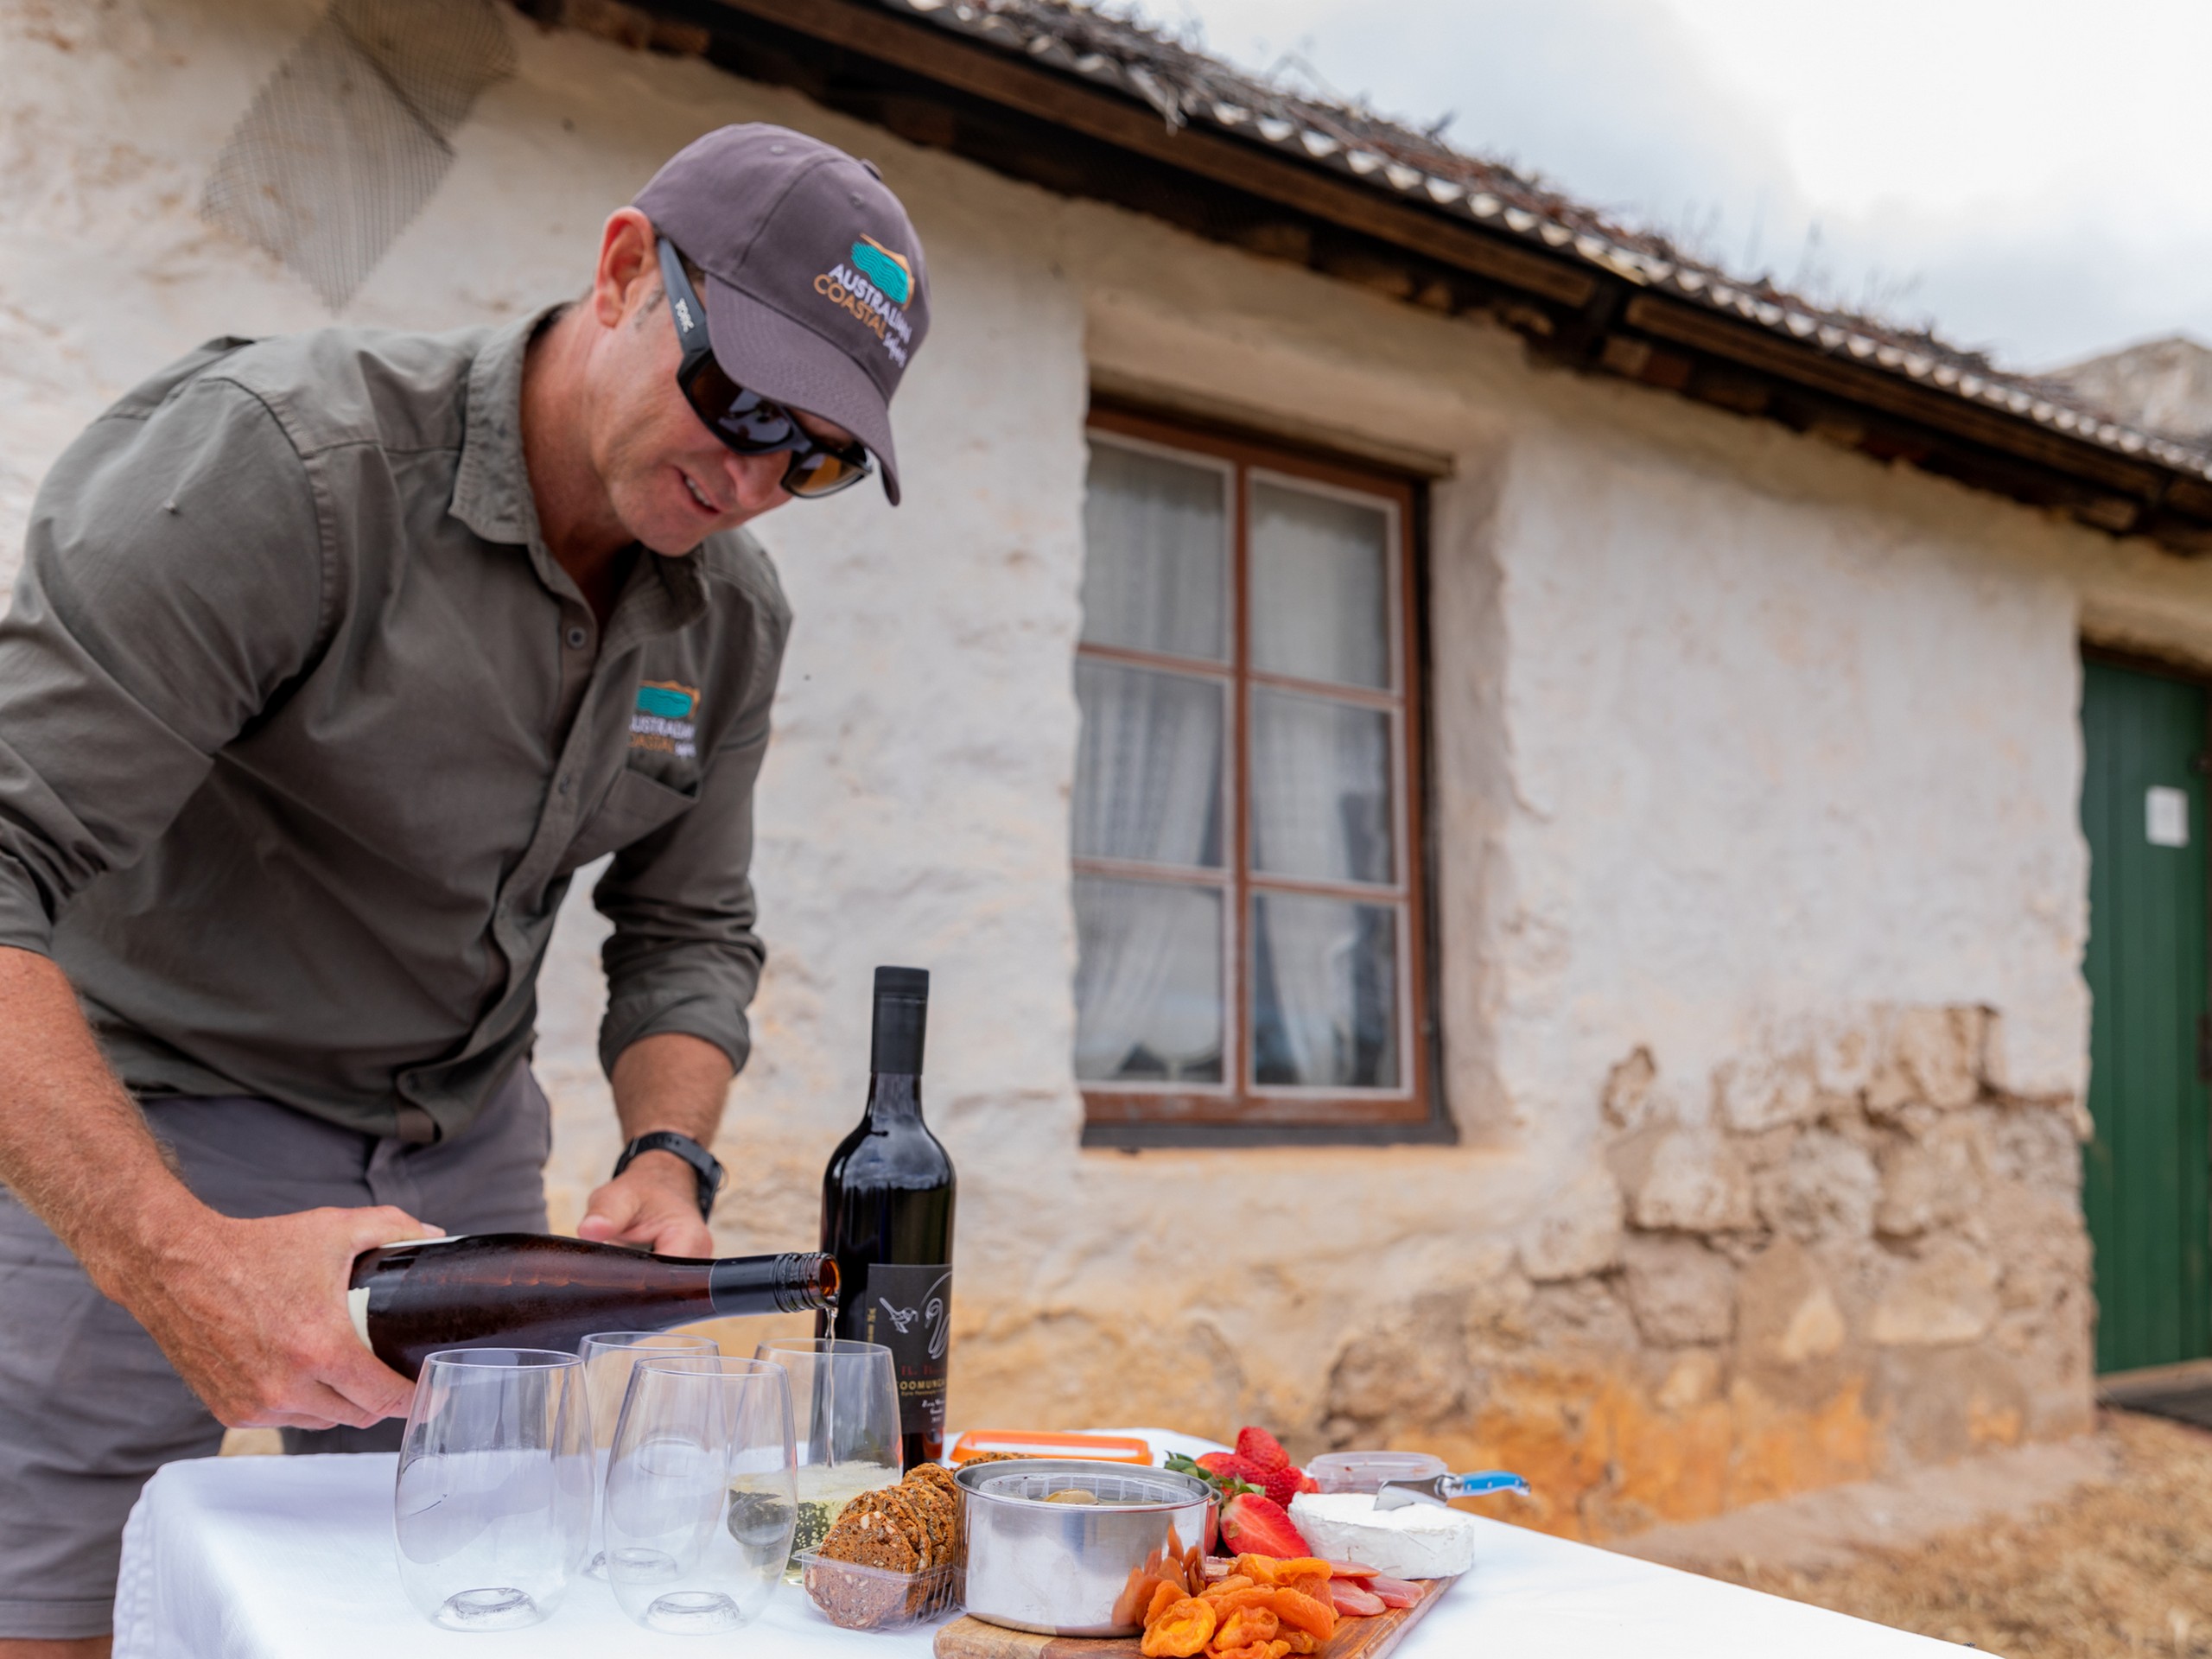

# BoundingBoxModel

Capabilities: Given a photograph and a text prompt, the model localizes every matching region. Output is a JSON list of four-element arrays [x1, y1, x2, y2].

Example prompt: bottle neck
[[865, 1071, 924, 1123]]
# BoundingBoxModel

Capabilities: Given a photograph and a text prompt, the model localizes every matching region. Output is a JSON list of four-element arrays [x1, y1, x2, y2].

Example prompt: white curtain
[[1071, 442, 1230, 1083], [1249, 480, 1389, 688], [1247, 691, 1395, 1089], [1253, 895, 1397, 1088], [1080, 444, 1226, 661], [1246, 480, 1399, 1090]]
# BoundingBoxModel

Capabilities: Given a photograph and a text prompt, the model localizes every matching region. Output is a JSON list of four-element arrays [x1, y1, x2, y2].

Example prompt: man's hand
[[585, 1032, 733, 1258], [579, 1155, 714, 1257], [91, 1202, 436, 1429]]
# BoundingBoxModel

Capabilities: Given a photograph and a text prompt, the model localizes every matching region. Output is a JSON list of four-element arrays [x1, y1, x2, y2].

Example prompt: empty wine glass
[[579, 1332, 719, 1580], [604, 1355, 796, 1634], [392, 1348, 593, 1632], [753, 1337, 902, 1580]]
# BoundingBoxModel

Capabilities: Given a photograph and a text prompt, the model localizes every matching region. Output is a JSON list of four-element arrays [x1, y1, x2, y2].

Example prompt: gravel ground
[[1700, 1411, 2212, 1656]]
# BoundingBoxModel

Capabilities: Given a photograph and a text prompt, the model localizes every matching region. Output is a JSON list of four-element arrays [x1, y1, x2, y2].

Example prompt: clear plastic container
[[1306, 1450, 1448, 1495], [795, 1549, 962, 1631]]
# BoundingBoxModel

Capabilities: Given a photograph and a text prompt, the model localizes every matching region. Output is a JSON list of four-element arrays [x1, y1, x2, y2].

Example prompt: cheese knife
[[1372, 1469, 1530, 1510]]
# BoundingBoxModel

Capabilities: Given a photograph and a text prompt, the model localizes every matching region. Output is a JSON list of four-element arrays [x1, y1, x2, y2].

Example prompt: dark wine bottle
[[819, 966, 957, 1468], [347, 1232, 838, 1379]]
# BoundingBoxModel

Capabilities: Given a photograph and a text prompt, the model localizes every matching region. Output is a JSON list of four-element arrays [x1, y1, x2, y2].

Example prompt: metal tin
[[955, 1459, 1213, 1637]]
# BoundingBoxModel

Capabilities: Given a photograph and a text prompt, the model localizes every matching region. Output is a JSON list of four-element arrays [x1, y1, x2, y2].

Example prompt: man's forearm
[[576, 1032, 735, 1252], [608, 1030, 735, 1147], [0, 944, 206, 1294]]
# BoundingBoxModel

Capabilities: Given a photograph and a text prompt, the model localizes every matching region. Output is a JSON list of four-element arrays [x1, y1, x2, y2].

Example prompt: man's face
[[582, 225, 858, 556]]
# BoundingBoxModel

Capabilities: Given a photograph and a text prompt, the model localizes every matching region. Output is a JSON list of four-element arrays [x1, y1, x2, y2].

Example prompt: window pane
[[1249, 480, 1390, 690], [1251, 894, 1399, 1090], [1249, 690, 1394, 885], [1080, 443, 1228, 662], [1074, 876, 1224, 1084], [1074, 662, 1224, 868]]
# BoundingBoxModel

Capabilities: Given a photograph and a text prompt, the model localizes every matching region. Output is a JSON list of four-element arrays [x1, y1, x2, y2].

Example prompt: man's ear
[[593, 207, 659, 329]]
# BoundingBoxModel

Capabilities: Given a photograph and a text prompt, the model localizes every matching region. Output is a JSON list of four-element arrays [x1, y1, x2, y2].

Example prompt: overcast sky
[[1151, 0, 2210, 372]]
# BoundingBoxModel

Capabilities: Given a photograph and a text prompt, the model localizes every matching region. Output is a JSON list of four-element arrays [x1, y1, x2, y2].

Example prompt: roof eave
[[589, 0, 2212, 555]]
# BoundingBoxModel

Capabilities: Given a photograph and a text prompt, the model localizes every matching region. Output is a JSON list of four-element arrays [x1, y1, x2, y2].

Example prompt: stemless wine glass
[[603, 1355, 797, 1634], [753, 1338, 902, 1579], [392, 1348, 593, 1632], [579, 1332, 720, 1580]]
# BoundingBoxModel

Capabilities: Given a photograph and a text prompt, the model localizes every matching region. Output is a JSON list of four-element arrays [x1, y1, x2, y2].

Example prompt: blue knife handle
[[1447, 1471, 1530, 1497]]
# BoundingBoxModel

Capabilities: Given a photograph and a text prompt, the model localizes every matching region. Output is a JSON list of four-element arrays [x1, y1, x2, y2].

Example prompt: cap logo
[[849, 236, 912, 304], [813, 233, 916, 369]]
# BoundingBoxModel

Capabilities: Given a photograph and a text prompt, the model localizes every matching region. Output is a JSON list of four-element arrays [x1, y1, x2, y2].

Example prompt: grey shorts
[[0, 1067, 551, 1640]]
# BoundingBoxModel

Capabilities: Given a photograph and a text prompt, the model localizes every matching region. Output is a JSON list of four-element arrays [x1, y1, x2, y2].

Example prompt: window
[[1072, 409, 1433, 1135]]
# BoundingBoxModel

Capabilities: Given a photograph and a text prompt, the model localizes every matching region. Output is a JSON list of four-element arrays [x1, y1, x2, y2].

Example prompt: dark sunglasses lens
[[783, 448, 872, 499], [681, 355, 798, 453]]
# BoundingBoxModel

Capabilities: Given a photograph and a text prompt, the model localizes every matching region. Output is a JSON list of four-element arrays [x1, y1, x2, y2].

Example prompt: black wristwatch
[[613, 1131, 726, 1223]]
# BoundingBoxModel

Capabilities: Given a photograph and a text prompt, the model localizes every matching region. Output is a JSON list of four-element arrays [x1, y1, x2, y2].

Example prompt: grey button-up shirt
[[0, 311, 789, 1142]]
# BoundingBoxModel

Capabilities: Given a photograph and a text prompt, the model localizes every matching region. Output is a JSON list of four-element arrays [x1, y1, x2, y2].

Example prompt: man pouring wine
[[0, 125, 930, 1655]]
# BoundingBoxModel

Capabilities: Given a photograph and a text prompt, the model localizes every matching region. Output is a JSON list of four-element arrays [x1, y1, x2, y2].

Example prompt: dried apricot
[[1267, 1587, 1338, 1641], [1140, 1598, 1216, 1659], [1200, 1576, 1255, 1599], [1280, 1635, 1319, 1656], [1214, 1607, 1281, 1648], [1202, 1587, 1279, 1618], [1144, 1580, 1184, 1628], [1231, 1554, 1281, 1586]]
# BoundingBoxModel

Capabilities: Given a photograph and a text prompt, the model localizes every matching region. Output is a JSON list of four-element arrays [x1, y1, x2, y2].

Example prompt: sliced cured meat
[[1326, 1580, 1388, 1618]]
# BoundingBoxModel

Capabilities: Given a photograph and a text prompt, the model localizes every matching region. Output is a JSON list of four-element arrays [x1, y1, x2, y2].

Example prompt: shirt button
[[558, 776, 574, 797], [565, 626, 588, 650]]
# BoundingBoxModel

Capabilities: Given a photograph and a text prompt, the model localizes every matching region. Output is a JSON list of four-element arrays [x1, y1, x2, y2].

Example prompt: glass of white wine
[[753, 1337, 902, 1580]]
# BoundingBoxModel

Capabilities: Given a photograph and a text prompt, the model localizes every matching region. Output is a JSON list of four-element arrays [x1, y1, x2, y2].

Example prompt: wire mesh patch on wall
[[202, 0, 518, 311]]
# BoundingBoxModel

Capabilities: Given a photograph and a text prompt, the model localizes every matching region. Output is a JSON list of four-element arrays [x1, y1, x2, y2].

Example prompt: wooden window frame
[[1077, 405, 1446, 1146]]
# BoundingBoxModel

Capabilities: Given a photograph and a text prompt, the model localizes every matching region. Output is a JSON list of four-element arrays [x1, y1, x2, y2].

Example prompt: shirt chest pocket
[[557, 766, 697, 875]]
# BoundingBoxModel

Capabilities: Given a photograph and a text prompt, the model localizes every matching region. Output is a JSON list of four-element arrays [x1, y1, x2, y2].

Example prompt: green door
[[2081, 658, 2211, 1374]]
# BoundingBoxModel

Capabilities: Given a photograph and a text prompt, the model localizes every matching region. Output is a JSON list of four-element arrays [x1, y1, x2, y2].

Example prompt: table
[[115, 1429, 1961, 1657]]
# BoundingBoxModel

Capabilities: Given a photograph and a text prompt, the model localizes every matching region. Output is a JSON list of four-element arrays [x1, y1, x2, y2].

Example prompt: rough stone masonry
[[1319, 1007, 2091, 1538]]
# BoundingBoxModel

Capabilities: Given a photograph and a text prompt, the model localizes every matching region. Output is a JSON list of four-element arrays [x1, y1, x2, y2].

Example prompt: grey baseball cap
[[635, 124, 930, 504]]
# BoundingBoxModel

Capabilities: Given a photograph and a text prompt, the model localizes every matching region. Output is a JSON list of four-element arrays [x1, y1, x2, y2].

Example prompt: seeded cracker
[[806, 1466, 967, 1630]]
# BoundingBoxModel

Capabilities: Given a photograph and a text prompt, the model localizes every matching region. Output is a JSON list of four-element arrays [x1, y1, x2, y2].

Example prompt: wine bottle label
[[343, 1236, 466, 1355], [346, 1287, 372, 1351], [860, 1263, 951, 1443]]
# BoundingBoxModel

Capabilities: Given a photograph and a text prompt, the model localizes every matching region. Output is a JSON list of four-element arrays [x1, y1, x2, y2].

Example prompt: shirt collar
[[451, 304, 711, 632], [451, 305, 555, 552]]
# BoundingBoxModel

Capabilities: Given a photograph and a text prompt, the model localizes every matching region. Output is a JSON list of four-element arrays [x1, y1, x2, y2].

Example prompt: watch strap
[[613, 1130, 726, 1222]]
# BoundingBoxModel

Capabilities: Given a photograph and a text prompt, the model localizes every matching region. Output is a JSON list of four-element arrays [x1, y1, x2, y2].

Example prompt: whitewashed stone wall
[[8, 0, 2211, 1535]]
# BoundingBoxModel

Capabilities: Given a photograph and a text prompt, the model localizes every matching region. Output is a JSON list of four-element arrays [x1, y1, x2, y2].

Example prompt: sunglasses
[[657, 238, 874, 500]]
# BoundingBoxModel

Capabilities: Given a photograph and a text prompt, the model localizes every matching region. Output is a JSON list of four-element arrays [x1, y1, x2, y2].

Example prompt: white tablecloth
[[116, 1429, 1960, 1657]]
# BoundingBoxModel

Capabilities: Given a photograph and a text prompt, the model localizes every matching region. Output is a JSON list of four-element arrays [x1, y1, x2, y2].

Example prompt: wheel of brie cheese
[[1287, 1491, 1483, 1580]]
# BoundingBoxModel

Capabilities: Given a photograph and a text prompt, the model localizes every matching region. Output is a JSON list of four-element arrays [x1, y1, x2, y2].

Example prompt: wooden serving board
[[932, 1577, 1455, 1659]]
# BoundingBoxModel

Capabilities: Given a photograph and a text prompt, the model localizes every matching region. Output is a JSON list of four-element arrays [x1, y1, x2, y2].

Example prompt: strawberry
[[1235, 1426, 1291, 1472], [1296, 1472, 1320, 1494], [1258, 1464, 1306, 1508], [1217, 1492, 1311, 1560], [1198, 1451, 1270, 1485]]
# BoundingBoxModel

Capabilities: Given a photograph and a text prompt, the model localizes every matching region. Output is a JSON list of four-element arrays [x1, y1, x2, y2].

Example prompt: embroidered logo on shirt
[[631, 682, 699, 760]]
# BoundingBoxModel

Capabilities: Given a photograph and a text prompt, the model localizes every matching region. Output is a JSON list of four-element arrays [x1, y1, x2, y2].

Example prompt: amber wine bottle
[[347, 1233, 839, 1378], [819, 967, 957, 1468]]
